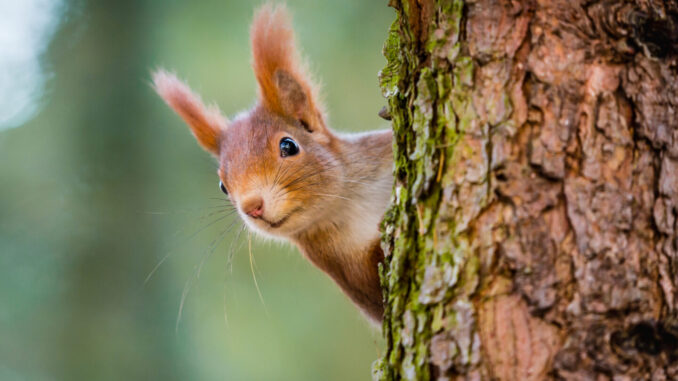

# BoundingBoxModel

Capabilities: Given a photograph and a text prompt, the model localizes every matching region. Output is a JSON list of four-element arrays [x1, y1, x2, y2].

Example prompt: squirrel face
[[153, 5, 344, 240], [216, 108, 343, 238]]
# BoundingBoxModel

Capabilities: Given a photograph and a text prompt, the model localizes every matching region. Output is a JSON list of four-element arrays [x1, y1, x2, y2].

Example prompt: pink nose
[[242, 197, 264, 218]]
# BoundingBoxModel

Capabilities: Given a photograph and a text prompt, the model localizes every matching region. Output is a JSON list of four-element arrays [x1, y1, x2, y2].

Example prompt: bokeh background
[[0, 1, 393, 380]]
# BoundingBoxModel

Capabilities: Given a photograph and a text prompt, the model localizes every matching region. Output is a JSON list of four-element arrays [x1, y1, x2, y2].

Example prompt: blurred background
[[0, 1, 393, 380]]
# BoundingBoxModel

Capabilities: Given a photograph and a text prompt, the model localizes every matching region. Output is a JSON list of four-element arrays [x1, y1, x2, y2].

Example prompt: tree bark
[[374, 0, 678, 379]]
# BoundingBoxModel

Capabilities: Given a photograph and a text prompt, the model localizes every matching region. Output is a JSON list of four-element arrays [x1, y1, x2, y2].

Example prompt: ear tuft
[[250, 4, 325, 128], [152, 69, 228, 155]]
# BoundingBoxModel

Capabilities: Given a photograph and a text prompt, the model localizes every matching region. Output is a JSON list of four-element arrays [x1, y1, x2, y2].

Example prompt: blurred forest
[[0, 1, 393, 380]]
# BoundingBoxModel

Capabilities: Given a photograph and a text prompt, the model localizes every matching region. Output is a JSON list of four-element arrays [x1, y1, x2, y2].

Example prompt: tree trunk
[[374, 0, 678, 379]]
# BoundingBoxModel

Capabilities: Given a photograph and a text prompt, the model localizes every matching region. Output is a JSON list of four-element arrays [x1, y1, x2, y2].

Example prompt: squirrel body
[[153, 5, 392, 322]]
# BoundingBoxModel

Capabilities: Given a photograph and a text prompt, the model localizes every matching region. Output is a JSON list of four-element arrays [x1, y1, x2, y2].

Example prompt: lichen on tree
[[375, 0, 678, 380]]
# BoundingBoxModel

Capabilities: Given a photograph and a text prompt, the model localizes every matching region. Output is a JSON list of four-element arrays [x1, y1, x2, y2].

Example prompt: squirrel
[[152, 4, 393, 323]]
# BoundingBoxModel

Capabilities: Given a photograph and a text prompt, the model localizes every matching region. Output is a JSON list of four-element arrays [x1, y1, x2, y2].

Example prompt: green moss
[[376, 0, 475, 380], [379, 19, 403, 98]]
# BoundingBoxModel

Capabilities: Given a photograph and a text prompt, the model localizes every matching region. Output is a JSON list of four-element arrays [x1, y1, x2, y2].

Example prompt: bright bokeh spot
[[0, 0, 64, 130]]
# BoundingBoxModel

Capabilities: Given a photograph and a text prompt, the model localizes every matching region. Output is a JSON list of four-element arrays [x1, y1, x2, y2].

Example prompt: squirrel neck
[[292, 129, 393, 322]]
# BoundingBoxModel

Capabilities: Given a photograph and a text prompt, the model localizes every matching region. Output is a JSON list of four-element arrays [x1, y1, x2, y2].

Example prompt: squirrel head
[[152, 4, 345, 238]]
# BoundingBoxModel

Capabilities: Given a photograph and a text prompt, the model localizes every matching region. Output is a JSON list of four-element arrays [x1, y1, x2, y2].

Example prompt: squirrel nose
[[242, 197, 264, 218]]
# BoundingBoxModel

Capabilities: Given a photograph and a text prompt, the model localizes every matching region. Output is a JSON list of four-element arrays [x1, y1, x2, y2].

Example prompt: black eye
[[219, 181, 228, 195], [279, 137, 299, 157]]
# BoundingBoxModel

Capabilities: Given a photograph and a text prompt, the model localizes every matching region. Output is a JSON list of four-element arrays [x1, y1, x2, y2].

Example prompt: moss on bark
[[375, 1, 477, 380], [376, 0, 678, 379]]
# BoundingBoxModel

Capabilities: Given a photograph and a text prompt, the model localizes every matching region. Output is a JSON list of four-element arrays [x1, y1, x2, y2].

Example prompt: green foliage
[[0, 1, 392, 380]]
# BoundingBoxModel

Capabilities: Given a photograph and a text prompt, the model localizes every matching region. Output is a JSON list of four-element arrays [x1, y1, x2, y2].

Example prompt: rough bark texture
[[373, 0, 678, 380]]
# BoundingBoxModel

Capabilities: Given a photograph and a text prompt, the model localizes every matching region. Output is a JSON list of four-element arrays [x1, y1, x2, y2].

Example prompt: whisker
[[144, 248, 174, 285], [208, 197, 233, 203], [175, 215, 242, 331], [276, 160, 330, 187], [144, 210, 238, 284], [270, 160, 285, 190], [139, 203, 236, 215], [280, 180, 325, 196], [196, 217, 241, 278], [337, 179, 371, 186], [227, 224, 248, 272], [248, 231, 269, 317], [179, 212, 237, 242], [277, 168, 325, 194], [176, 274, 194, 332], [277, 169, 389, 199], [311, 193, 352, 201], [202, 204, 237, 210], [219, 221, 246, 329], [223, 280, 229, 327]]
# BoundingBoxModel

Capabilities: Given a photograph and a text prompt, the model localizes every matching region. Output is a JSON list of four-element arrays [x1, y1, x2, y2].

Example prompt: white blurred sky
[[0, 0, 64, 130]]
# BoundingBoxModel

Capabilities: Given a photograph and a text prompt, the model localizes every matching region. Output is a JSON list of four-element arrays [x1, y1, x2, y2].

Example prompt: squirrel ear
[[152, 70, 228, 155], [250, 5, 326, 135], [274, 69, 313, 128]]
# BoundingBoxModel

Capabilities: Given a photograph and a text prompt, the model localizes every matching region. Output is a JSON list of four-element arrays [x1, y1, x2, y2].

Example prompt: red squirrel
[[152, 4, 393, 323]]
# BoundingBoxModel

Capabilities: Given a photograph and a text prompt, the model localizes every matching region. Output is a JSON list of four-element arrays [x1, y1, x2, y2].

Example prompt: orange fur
[[153, 4, 394, 323], [152, 70, 228, 155], [250, 5, 323, 123]]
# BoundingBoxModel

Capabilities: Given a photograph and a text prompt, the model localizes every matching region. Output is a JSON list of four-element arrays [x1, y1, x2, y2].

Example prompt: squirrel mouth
[[266, 215, 290, 228], [261, 207, 301, 228]]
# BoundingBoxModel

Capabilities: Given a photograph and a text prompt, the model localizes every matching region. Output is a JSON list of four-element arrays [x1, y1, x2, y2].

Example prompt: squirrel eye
[[219, 180, 228, 195], [279, 137, 299, 157]]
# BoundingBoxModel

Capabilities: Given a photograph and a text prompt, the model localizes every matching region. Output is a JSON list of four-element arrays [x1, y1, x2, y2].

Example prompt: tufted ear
[[152, 70, 228, 155], [250, 4, 327, 136]]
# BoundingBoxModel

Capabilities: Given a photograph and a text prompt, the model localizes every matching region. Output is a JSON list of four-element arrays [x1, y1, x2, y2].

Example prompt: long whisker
[[222, 222, 246, 327], [270, 158, 285, 190], [278, 168, 388, 199], [279, 180, 326, 196], [197, 217, 241, 278], [248, 231, 269, 317], [313, 193, 352, 201], [140, 203, 236, 215], [223, 280, 229, 327], [176, 216, 242, 332], [290, 192, 352, 201], [208, 197, 234, 203], [277, 167, 317, 190], [276, 177, 328, 198], [277, 167, 327, 194], [144, 210, 237, 284], [176, 273, 195, 332], [227, 224, 247, 272], [274, 155, 346, 191]]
